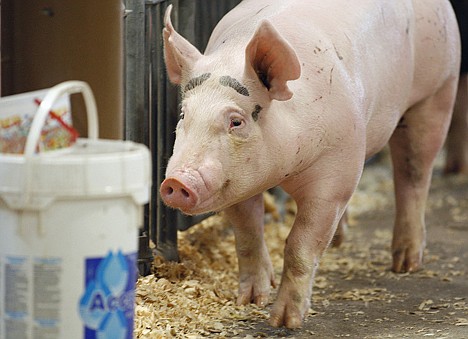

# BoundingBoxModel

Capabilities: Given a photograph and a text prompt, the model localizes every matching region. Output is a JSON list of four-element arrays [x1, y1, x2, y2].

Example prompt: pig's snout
[[160, 177, 198, 210]]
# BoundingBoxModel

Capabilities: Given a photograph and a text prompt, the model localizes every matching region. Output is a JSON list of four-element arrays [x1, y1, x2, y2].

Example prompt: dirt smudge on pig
[[333, 44, 344, 60], [222, 179, 231, 190], [255, 5, 270, 16], [405, 156, 424, 183]]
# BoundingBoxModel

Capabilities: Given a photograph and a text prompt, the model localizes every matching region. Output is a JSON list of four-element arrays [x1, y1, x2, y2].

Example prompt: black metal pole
[[124, 0, 153, 276]]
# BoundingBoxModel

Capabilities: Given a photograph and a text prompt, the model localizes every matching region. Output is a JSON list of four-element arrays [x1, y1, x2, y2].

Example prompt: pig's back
[[204, 0, 459, 157], [206, 0, 458, 102], [206, 0, 416, 104], [408, 0, 460, 105]]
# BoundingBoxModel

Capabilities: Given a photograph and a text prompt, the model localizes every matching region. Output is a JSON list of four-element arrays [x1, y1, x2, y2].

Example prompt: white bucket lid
[[0, 81, 151, 211]]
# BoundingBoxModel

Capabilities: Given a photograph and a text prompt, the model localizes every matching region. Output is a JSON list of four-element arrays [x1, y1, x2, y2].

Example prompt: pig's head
[[160, 5, 300, 215]]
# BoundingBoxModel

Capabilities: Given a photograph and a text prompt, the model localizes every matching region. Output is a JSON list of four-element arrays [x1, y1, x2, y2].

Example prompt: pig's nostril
[[160, 177, 197, 209], [181, 188, 190, 198]]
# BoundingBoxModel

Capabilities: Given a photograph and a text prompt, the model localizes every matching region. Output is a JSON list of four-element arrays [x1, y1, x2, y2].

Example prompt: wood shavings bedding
[[134, 156, 468, 338], [133, 186, 387, 338], [135, 215, 273, 338]]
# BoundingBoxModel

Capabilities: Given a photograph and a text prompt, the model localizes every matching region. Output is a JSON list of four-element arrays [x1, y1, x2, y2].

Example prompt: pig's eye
[[179, 112, 185, 120], [229, 117, 244, 129]]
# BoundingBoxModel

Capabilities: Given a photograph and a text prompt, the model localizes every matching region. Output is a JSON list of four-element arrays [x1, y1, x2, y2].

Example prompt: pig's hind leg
[[224, 193, 276, 307], [389, 79, 457, 273], [445, 73, 468, 175]]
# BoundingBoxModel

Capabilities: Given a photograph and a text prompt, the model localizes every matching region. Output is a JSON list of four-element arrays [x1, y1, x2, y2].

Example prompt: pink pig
[[160, 0, 460, 328]]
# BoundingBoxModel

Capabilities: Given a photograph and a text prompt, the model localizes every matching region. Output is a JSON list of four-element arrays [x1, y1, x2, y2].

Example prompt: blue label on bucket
[[79, 251, 137, 339]]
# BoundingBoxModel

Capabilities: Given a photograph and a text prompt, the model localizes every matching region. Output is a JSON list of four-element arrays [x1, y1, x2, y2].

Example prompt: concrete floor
[[234, 161, 468, 339]]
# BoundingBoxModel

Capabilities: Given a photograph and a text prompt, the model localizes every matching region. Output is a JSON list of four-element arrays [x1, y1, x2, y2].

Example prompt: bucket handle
[[24, 81, 99, 157]]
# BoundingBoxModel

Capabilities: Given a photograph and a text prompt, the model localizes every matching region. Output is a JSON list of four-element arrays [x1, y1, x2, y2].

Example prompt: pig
[[160, 0, 460, 329], [446, 0, 468, 175]]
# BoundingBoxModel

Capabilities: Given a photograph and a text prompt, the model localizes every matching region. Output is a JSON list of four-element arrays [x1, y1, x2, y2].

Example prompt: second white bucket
[[0, 81, 151, 339]]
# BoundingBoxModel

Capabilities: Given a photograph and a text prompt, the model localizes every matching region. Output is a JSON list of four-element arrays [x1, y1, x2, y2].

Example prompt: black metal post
[[124, 0, 153, 276], [124, 0, 243, 269]]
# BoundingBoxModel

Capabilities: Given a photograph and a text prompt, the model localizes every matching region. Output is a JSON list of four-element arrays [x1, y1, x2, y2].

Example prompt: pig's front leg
[[224, 193, 276, 307], [270, 172, 358, 329]]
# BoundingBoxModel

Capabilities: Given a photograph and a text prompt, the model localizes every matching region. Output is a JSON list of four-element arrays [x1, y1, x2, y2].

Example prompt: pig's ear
[[245, 20, 301, 101], [163, 5, 203, 84]]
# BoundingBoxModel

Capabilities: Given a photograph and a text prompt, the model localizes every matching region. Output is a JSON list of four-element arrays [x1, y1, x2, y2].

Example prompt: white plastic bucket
[[0, 81, 151, 339]]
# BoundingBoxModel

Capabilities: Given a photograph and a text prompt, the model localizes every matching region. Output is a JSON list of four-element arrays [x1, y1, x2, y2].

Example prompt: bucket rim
[[0, 138, 149, 163], [0, 139, 151, 210]]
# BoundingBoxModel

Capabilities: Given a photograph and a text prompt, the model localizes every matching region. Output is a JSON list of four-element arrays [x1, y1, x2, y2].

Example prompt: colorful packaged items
[[0, 89, 78, 154]]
